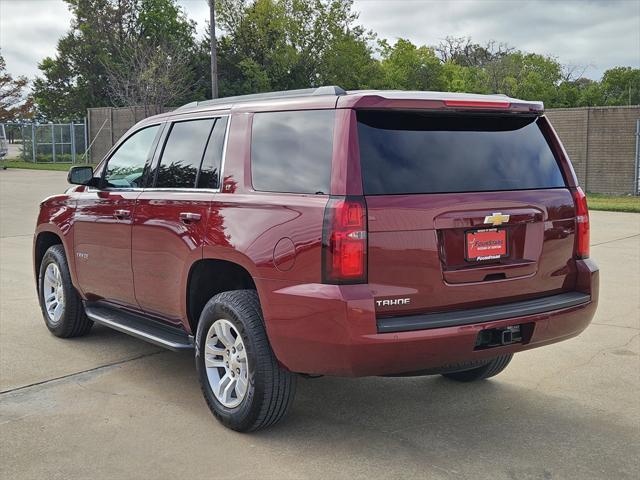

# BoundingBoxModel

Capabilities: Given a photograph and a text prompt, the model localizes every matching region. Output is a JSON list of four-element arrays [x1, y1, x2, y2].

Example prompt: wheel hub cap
[[204, 319, 249, 408], [43, 263, 64, 326]]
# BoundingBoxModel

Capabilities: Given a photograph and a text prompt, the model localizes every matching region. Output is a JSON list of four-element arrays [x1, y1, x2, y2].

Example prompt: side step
[[85, 304, 194, 351]]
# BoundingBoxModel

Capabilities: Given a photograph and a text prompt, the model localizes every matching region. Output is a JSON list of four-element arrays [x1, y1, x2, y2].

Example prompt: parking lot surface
[[1, 169, 639, 479]]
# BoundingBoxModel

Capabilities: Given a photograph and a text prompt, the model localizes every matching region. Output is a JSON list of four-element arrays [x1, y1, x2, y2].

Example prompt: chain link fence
[[0, 121, 88, 164]]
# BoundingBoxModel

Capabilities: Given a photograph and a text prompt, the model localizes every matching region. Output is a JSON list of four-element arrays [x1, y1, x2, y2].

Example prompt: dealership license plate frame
[[465, 227, 508, 262]]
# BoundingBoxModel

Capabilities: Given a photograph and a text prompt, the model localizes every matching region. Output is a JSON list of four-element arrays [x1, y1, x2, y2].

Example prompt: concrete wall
[[546, 105, 639, 195], [87, 105, 640, 195]]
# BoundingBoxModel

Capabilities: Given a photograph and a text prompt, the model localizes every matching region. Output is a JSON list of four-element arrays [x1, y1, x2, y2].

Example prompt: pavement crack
[[591, 233, 640, 247], [0, 233, 34, 239], [0, 350, 163, 396], [591, 322, 640, 331], [532, 332, 640, 389]]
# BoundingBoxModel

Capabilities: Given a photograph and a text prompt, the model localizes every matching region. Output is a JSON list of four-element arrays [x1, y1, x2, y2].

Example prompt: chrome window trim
[[151, 114, 230, 193], [141, 187, 219, 193], [215, 114, 231, 193], [85, 187, 145, 193], [84, 114, 231, 194]]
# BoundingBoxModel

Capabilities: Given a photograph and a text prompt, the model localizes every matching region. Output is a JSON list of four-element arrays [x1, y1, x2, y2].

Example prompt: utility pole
[[209, 0, 219, 99]]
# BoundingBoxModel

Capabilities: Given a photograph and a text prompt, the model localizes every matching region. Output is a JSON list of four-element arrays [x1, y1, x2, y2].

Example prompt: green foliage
[[208, 0, 379, 97], [33, 0, 202, 120], [587, 193, 640, 213], [600, 67, 640, 105], [0, 55, 34, 121], [439, 62, 487, 93], [32, 154, 75, 163], [31, 0, 640, 120], [3, 160, 74, 171], [137, 0, 195, 45], [377, 39, 443, 90]]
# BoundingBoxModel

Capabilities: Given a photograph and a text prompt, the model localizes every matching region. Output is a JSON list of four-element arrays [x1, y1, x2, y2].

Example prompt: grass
[[1, 160, 74, 172], [587, 193, 640, 213]]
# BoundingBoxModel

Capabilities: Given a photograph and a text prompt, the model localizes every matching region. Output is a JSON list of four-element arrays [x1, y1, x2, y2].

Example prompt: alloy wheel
[[43, 263, 65, 326], [204, 319, 249, 408]]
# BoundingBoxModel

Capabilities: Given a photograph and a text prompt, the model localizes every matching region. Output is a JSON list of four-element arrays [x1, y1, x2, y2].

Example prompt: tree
[[477, 52, 563, 105], [436, 36, 513, 68], [0, 55, 34, 121], [377, 39, 443, 91], [211, 0, 378, 96], [317, 28, 381, 89], [103, 40, 197, 116], [600, 67, 640, 105], [31, 0, 639, 116], [33, 0, 201, 120], [553, 77, 603, 107], [439, 61, 487, 93]]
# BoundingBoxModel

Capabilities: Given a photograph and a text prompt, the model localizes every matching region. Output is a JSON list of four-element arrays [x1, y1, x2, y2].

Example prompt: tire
[[441, 354, 513, 382], [38, 244, 93, 338], [195, 290, 296, 432]]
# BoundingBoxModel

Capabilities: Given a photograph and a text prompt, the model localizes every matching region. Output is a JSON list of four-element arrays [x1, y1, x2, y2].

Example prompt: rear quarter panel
[[202, 111, 331, 340]]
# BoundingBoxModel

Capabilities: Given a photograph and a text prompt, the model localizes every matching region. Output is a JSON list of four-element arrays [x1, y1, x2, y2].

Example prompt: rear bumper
[[261, 258, 599, 377]]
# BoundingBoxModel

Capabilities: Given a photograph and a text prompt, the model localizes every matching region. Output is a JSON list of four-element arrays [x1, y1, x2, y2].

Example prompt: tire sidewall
[[195, 297, 262, 430], [38, 246, 73, 336]]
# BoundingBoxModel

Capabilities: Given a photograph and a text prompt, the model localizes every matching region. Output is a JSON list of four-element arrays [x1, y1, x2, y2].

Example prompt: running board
[[85, 304, 194, 351]]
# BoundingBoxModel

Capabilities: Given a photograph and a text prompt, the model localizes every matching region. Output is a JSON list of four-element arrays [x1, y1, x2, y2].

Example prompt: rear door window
[[357, 111, 566, 195], [155, 118, 215, 188], [198, 116, 228, 189], [251, 110, 334, 194]]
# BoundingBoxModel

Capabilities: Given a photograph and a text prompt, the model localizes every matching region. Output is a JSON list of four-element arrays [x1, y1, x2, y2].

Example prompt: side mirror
[[67, 166, 96, 186]]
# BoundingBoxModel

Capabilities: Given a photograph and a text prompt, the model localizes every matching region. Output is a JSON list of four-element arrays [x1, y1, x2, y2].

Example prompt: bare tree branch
[[561, 63, 590, 83], [103, 40, 195, 115]]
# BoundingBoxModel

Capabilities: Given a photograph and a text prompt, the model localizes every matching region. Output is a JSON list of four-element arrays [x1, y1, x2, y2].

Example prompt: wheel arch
[[185, 257, 260, 334], [34, 229, 65, 293]]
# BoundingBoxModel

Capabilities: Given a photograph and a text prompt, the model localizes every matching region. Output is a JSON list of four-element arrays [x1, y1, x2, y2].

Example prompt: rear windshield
[[357, 111, 565, 195]]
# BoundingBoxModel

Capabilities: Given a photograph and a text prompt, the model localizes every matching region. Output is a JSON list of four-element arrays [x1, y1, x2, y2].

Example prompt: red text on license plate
[[466, 228, 507, 261]]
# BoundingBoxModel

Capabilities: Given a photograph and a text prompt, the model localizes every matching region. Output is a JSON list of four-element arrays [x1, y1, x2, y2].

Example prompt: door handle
[[180, 212, 202, 223], [114, 209, 131, 219]]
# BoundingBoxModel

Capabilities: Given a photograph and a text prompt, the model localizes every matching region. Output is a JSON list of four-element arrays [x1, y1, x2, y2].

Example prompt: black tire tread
[[442, 354, 513, 382], [39, 245, 92, 338], [197, 290, 295, 432]]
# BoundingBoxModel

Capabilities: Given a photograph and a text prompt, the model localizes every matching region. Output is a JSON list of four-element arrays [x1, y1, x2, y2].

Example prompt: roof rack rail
[[177, 85, 346, 111]]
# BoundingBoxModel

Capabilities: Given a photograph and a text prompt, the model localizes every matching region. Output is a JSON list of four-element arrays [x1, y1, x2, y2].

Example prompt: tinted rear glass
[[357, 111, 565, 195], [156, 118, 215, 188], [198, 116, 228, 189], [251, 110, 334, 194]]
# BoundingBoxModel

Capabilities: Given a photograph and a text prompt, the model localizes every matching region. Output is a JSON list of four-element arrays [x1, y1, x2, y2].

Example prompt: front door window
[[104, 125, 160, 188]]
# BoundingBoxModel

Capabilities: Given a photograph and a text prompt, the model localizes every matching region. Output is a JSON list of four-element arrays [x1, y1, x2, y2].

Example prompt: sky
[[1, 0, 639, 82]]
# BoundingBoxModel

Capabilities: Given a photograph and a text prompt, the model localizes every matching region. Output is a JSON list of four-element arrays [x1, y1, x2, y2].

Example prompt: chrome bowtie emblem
[[484, 212, 510, 226]]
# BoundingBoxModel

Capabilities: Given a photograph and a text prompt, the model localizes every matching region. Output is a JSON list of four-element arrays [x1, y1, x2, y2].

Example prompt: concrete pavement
[[1, 169, 639, 479]]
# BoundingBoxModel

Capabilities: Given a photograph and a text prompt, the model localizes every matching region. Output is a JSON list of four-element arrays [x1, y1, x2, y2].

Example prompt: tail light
[[573, 187, 590, 259], [322, 196, 367, 284]]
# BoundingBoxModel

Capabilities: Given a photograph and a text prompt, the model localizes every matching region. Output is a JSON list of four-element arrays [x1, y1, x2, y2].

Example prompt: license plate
[[465, 228, 507, 261]]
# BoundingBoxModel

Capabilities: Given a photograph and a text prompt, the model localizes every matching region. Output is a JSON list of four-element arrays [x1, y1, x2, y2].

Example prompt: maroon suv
[[34, 87, 598, 431]]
